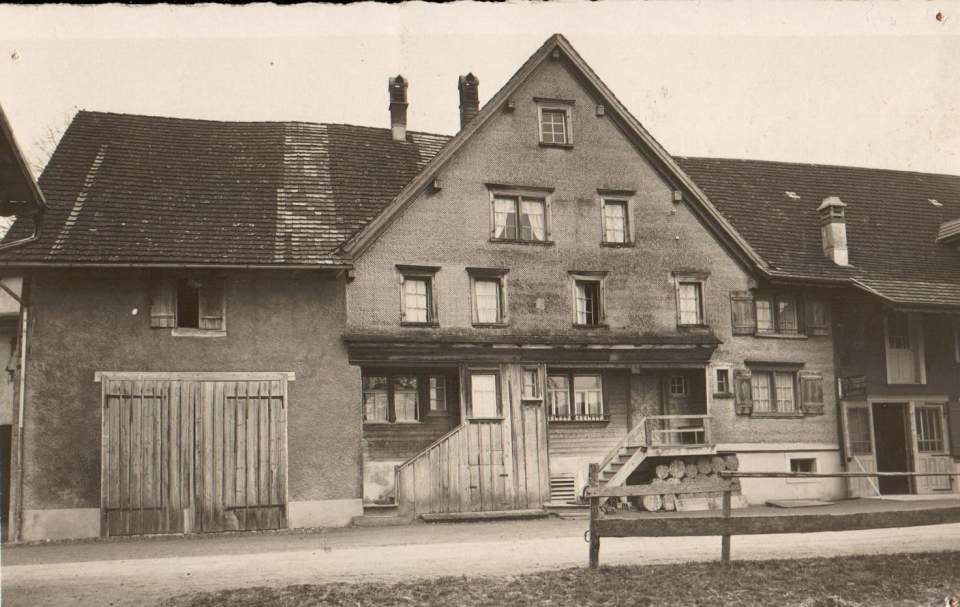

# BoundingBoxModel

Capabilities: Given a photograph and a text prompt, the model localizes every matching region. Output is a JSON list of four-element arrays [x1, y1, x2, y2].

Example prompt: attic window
[[785, 191, 800, 200], [929, 199, 943, 207]]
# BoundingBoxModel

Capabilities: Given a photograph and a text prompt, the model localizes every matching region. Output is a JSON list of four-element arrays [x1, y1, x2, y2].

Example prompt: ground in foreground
[[163, 550, 960, 607]]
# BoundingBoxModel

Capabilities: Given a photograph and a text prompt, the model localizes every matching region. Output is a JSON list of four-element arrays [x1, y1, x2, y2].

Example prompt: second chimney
[[818, 196, 849, 266], [458, 73, 480, 129], [389, 75, 408, 141]]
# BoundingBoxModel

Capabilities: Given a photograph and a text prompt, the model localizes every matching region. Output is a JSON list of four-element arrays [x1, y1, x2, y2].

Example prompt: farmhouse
[[0, 34, 956, 541]]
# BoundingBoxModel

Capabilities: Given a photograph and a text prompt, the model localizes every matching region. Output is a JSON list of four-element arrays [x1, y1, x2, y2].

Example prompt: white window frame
[[397, 265, 439, 326], [428, 376, 447, 414], [713, 365, 733, 397], [467, 369, 502, 420], [754, 292, 801, 336], [546, 370, 605, 421], [884, 311, 926, 385], [468, 268, 508, 326], [486, 185, 553, 244], [786, 456, 819, 484], [915, 403, 946, 453], [536, 99, 574, 146], [673, 271, 708, 327], [748, 367, 801, 415], [570, 272, 607, 327], [521, 366, 543, 401], [599, 194, 634, 245]]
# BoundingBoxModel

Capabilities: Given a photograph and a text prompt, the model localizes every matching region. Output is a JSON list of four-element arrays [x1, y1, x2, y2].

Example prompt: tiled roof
[[676, 157, 960, 307], [0, 111, 449, 266]]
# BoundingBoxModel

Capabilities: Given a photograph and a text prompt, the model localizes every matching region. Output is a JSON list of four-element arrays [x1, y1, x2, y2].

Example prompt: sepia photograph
[[0, 2, 958, 605]]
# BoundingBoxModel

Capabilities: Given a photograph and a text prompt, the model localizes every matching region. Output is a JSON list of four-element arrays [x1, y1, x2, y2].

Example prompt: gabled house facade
[[1, 34, 955, 541]]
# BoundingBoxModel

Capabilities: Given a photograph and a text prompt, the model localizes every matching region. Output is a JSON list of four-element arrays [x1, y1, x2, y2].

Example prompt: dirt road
[[3, 518, 960, 606]]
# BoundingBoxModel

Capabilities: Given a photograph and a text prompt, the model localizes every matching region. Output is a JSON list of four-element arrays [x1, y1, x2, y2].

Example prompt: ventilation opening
[[550, 475, 577, 503]]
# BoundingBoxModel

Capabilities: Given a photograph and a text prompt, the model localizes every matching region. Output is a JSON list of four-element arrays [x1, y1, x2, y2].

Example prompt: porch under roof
[[342, 331, 720, 366]]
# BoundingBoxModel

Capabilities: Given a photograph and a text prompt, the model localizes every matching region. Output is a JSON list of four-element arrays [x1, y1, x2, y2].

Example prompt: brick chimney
[[388, 75, 408, 141], [818, 196, 849, 266], [458, 73, 480, 130]]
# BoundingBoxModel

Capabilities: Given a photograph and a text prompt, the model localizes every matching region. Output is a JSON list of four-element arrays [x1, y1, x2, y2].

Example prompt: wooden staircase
[[597, 415, 716, 488]]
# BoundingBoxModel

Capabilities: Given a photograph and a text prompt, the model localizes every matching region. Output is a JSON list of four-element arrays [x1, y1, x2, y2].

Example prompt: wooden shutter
[[799, 371, 825, 415], [730, 292, 756, 335], [150, 277, 176, 328], [947, 399, 960, 458], [805, 297, 830, 336], [733, 369, 752, 415], [198, 278, 225, 331]]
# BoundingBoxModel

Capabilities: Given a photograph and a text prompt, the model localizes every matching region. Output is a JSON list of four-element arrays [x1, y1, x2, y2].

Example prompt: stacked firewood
[[635, 454, 739, 512]]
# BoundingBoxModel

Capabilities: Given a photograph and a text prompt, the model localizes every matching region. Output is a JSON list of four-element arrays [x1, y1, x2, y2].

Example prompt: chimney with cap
[[458, 73, 480, 130], [388, 75, 408, 141], [818, 196, 849, 266]]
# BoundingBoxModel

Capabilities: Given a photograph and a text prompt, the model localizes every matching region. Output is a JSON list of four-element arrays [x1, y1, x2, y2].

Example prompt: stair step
[[420, 509, 551, 523]]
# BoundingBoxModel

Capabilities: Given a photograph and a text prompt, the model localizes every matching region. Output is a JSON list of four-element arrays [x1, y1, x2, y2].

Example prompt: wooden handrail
[[720, 471, 960, 479], [645, 414, 711, 420], [597, 417, 647, 473], [396, 423, 466, 473]]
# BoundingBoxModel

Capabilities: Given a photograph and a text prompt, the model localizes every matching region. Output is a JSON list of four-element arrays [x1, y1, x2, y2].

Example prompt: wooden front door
[[101, 375, 288, 536], [841, 402, 879, 497], [912, 403, 953, 494]]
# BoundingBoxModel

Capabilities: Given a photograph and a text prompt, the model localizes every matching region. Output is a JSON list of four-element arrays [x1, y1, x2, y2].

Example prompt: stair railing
[[597, 417, 647, 474]]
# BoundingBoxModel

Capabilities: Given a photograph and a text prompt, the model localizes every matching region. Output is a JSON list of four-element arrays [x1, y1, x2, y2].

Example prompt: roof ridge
[[675, 155, 960, 181], [76, 110, 452, 139]]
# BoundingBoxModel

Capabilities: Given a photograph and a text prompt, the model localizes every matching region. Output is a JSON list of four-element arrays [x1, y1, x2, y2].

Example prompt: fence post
[[720, 486, 731, 563], [588, 463, 600, 568]]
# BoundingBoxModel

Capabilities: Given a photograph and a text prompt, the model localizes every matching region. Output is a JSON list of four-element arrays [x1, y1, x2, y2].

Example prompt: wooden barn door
[[102, 375, 288, 536]]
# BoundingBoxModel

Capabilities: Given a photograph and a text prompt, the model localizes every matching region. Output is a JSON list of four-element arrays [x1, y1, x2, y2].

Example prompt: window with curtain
[[751, 370, 797, 413], [402, 277, 431, 323], [677, 282, 703, 325], [547, 375, 571, 419], [575, 280, 602, 325], [473, 278, 502, 324], [362, 376, 389, 422], [492, 195, 546, 242], [547, 372, 604, 421], [602, 200, 628, 243]]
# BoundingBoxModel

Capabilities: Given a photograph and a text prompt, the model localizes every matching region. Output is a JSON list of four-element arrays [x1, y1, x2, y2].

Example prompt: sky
[[0, 2, 958, 176]]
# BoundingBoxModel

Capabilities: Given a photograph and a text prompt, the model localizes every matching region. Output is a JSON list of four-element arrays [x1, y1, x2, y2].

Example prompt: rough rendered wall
[[348, 56, 840, 451], [21, 269, 359, 515]]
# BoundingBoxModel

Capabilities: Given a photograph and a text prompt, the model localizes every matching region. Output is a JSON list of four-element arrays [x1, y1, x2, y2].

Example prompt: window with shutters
[[730, 290, 827, 338], [741, 362, 822, 417], [397, 265, 439, 326], [151, 275, 225, 336], [468, 268, 508, 326]]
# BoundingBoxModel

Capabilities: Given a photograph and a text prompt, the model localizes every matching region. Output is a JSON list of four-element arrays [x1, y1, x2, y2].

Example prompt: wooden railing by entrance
[[585, 467, 960, 568], [644, 414, 711, 447]]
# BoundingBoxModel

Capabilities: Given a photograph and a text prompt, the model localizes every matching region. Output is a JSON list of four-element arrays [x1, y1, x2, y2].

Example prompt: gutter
[[5, 273, 28, 543], [0, 261, 353, 270], [0, 213, 41, 253]]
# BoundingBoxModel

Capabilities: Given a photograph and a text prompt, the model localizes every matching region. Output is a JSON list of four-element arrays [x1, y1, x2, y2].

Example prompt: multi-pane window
[[547, 372, 604, 421], [677, 282, 704, 326], [493, 196, 547, 242], [847, 407, 872, 455], [915, 405, 945, 452], [429, 376, 446, 412], [522, 368, 540, 400], [469, 372, 500, 418], [540, 109, 568, 145], [670, 376, 688, 395], [602, 200, 628, 243], [715, 369, 730, 395], [362, 372, 449, 423], [575, 280, 602, 325], [755, 294, 800, 334], [362, 376, 390, 422], [401, 277, 432, 323], [751, 370, 797, 413], [473, 278, 502, 324]]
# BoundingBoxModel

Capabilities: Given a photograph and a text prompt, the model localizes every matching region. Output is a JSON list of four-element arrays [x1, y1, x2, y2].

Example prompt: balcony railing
[[548, 411, 608, 422], [644, 414, 711, 446]]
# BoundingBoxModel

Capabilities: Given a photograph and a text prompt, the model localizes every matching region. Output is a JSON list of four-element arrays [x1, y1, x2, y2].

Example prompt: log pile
[[631, 455, 740, 512]]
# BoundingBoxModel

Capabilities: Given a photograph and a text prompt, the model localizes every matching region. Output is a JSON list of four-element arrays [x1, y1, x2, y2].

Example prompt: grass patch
[[163, 551, 960, 607]]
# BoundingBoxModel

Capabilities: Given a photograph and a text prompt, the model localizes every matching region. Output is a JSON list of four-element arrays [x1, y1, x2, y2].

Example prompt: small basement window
[[789, 458, 817, 474]]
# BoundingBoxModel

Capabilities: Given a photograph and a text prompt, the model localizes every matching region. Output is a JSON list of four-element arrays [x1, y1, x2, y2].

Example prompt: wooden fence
[[585, 464, 960, 568]]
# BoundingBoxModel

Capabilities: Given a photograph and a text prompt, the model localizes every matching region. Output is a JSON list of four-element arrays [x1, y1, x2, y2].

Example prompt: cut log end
[[641, 494, 663, 512], [655, 464, 670, 480], [669, 459, 686, 479]]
